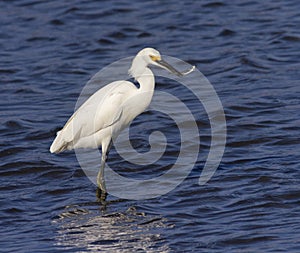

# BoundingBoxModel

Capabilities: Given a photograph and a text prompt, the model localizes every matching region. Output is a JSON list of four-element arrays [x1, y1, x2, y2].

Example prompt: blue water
[[1, 0, 300, 252]]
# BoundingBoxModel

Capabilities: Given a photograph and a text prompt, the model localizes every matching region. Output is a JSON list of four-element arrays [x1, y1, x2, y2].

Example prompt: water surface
[[1, 0, 300, 252]]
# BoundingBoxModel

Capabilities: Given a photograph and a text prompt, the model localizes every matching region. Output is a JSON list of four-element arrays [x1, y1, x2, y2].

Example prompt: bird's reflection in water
[[54, 200, 171, 252]]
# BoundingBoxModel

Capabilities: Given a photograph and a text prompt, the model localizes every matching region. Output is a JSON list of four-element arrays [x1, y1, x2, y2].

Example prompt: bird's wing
[[50, 80, 136, 153]]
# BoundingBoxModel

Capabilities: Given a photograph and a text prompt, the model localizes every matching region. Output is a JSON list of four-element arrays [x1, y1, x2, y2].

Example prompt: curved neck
[[133, 67, 155, 112], [136, 67, 155, 93], [129, 57, 155, 104]]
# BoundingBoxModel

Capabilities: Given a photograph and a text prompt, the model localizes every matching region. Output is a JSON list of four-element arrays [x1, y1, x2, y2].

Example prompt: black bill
[[157, 59, 195, 77]]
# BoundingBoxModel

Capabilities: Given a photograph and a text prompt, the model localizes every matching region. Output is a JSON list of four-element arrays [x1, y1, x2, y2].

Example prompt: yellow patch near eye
[[150, 55, 161, 62]]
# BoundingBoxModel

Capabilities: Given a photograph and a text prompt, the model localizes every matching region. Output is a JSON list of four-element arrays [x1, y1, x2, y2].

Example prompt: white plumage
[[50, 47, 193, 193]]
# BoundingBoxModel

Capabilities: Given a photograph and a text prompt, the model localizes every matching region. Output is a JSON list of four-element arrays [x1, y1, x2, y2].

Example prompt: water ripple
[[0, 0, 300, 252]]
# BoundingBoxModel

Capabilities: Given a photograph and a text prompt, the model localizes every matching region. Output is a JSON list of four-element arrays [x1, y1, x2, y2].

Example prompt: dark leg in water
[[96, 139, 112, 201], [96, 187, 107, 201]]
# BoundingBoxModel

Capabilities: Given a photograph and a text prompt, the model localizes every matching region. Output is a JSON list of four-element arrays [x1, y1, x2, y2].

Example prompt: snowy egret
[[50, 48, 194, 193]]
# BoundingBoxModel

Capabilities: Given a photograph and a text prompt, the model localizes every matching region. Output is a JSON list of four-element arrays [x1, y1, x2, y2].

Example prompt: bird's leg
[[96, 181, 107, 202], [96, 157, 107, 200], [97, 154, 107, 193], [96, 139, 112, 193]]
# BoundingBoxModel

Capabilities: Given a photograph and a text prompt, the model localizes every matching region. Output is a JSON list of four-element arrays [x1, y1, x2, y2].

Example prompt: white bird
[[50, 48, 194, 193]]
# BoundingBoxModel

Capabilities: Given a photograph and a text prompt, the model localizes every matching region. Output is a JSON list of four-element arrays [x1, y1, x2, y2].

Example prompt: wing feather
[[50, 80, 136, 153]]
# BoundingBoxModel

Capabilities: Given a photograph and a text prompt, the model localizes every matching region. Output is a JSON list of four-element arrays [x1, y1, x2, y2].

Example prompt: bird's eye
[[150, 55, 161, 62]]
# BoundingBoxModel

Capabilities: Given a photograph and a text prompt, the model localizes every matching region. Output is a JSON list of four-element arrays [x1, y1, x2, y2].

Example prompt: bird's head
[[136, 47, 184, 77], [129, 47, 194, 79]]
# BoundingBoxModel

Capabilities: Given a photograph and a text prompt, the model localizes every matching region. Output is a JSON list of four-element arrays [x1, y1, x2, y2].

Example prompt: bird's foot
[[96, 187, 107, 201]]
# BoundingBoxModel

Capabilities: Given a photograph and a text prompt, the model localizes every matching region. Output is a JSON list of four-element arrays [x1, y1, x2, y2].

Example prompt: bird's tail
[[50, 130, 68, 153]]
